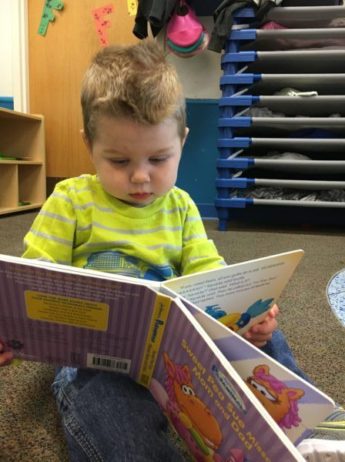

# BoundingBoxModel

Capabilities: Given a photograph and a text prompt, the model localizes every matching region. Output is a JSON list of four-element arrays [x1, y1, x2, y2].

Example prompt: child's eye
[[150, 157, 167, 163], [109, 159, 129, 165]]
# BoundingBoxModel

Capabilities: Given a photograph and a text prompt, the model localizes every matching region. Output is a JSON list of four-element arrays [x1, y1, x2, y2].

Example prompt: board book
[[0, 251, 335, 462]]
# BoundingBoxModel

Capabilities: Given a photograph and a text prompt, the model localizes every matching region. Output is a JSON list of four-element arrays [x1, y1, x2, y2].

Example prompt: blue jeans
[[52, 330, 309, 461], [52, 368, 185, 461], [262, 330, 311, 382]]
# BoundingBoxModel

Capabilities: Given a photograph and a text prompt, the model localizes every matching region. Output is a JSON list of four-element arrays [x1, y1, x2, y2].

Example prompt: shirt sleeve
[[22, 182, 77, 264], [180, 197, 226, 275]]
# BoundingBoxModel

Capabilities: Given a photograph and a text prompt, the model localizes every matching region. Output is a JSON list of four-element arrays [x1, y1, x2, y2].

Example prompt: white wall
[[0, 0, 28, 112]]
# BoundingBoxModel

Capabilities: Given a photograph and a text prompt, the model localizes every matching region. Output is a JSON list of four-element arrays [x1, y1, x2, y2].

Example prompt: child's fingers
[[268, 304, 279, 318], [252, 305, 279, 330], [0, 351, 14, 366], [245, 329, 273, 341], [244, 329, 272, 347], [244, 315, 277, 346], [252, 339, 270, 348], [243, 305, 279, 347], [0, 341, 14, 366], [251, 316, 278, 334]]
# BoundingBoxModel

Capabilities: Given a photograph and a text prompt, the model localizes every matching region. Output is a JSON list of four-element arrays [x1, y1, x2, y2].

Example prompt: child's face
[[87, 116, 187, 207]]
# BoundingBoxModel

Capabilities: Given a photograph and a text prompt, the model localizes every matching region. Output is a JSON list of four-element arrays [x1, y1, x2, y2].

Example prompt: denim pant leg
[[261, 329, 311, 382], [52, 368, 185, 462]]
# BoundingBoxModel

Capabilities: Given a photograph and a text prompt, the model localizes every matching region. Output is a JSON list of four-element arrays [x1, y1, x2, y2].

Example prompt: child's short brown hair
[[81, 40, 186, 144]]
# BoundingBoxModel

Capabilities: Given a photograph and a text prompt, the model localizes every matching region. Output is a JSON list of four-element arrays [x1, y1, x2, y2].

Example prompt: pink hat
[[166, 31, 210, 58], [167, 2, 203, 48]]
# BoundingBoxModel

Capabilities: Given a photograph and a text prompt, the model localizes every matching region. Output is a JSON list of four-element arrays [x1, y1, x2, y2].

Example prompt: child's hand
[[243, 304, 279, 348], [0, 341, 13, 366]]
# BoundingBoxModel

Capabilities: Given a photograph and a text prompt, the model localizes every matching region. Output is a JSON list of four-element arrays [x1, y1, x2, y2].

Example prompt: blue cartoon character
[[205, 298, 274, 332], [205, 305, 227, 319], [205, 305, 243, 331], [246, 298, 274, 318], [205, 305, 249, 332]]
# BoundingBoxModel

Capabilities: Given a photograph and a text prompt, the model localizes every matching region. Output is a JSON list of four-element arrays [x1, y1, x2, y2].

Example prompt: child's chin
[[126, 197, 156, 207]]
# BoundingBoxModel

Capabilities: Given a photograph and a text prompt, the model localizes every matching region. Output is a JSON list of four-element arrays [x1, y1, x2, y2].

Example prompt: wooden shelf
[[0, 108, 46, 215], [0, 160, 44, 165], [0, 203, 44, 216]]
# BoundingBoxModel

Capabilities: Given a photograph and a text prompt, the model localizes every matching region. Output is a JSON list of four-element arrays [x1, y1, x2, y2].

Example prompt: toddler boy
[[1, 40, 344, 461]]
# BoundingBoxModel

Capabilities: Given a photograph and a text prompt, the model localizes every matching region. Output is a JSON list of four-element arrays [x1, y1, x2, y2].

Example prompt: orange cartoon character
[[162, 352, 223, 461], [246, 364, 304, 430]]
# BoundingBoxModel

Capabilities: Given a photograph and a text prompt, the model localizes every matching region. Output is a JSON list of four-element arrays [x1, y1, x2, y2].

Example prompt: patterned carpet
[[0, 361, 69, 461]]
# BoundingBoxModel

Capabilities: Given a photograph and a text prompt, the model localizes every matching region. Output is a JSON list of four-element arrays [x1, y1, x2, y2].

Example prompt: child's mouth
[[130, 193, 152, 202]]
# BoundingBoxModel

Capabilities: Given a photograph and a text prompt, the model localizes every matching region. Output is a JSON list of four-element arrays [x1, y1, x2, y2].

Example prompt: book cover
[[0, 252, 334, 461], [0, 255, 161, 373]]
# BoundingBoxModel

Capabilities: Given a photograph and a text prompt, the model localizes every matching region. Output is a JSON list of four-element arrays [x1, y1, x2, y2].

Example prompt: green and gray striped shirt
[[23, 175, 225, 280]]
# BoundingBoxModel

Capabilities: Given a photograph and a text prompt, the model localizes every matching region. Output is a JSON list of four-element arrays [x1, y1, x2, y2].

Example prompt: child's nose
[[130, 166, 150, 183]]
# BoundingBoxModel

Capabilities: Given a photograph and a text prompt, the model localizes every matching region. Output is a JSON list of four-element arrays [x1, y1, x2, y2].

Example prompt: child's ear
[[182, 127, 189, 147], [81, 129, 92, 154]]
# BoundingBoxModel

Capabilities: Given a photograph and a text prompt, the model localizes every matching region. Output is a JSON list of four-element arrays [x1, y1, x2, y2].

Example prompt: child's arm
[[180, 197, 226, 275], [22, 181, 76, 264], [243, 304, 279, 348], [0, 341, 13, 366]]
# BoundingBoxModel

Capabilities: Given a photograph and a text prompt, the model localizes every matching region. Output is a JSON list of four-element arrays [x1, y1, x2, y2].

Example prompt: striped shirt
[[23, 175, 225, 280]]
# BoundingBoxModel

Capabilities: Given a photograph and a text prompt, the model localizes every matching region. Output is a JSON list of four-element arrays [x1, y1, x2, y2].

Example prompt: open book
[[0, 251, 334, 462]]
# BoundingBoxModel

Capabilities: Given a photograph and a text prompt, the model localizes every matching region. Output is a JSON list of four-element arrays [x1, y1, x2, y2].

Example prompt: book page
[[163, 250, 304, 335]]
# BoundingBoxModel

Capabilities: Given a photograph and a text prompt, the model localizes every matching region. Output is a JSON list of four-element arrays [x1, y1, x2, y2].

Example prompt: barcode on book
[[87, 353, 131, 373]]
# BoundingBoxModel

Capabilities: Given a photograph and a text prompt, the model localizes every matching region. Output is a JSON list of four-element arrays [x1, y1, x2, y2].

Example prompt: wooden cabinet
[[0, 108, 46, 215]]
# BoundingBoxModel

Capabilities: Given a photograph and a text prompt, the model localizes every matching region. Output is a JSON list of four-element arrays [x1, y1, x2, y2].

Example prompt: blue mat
[[327, 269, 345, 327]]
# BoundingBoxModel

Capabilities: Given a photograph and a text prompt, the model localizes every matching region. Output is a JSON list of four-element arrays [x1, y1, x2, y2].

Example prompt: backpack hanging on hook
[[166, 0, 210, 58]]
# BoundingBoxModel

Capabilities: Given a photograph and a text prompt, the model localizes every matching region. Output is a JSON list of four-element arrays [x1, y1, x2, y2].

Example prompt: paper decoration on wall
[[127, 0, 138, 16], [92, 4, 114, 47], [38, 0, 64, 36]]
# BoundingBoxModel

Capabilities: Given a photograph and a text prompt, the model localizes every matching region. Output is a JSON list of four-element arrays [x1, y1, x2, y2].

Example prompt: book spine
[[138, 294, 172, 387]]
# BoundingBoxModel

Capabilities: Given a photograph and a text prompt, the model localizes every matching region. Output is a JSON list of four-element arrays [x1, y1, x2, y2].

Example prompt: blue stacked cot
[[215, 5, 345, 230]]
